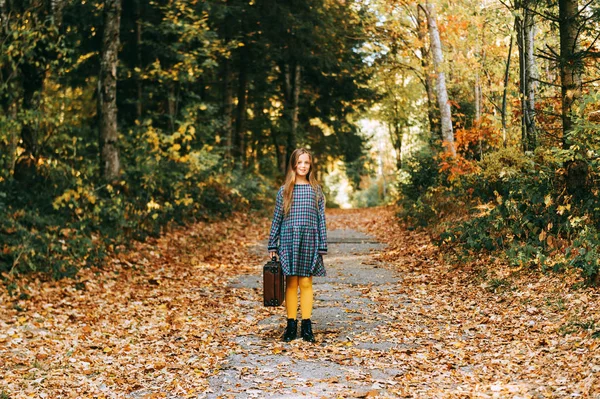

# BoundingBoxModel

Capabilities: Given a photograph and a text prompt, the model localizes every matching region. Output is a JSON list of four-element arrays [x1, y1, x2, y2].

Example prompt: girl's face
[[295, 153, 311, 178]]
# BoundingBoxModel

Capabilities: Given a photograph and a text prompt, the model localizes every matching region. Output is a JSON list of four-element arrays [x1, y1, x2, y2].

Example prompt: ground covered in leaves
[[1, 207, 599, 398]]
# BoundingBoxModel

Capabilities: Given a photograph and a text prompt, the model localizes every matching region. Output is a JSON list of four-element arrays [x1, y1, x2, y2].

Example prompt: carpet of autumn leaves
[[328, 207, 600, 397], [1, 206, 600, 398], [0, 212, 266, 398]]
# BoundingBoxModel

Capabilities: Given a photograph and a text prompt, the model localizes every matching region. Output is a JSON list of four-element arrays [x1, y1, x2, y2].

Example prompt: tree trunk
[[99, 0, 122, 180], [417, 5, 439, 142], [167, 84, 178, 132], [53, 0, 66, 26], [271, 128, 286, 175], [558, 0, 581, 142], [390, 97, 403, 170], [282, 62, 301, 168], [234, 48, 248, 166], [516, 3, 537, 151], [426, 1, 455, 157], [474, 75, 481, 124], [501, 35, 513, 147], [251, 97, 266, 171], [223, 58, 234, 160], [475, 74, 483, 159], [8, 105, 18, 175], [394, 122, 403, 170], [474, 19, 484, 128], [290, 64, 301, 156], [559, 0, 586, 197], [524, 10, 537, 149], [134, 0, 143, 120], [19, 61, 45, 157]]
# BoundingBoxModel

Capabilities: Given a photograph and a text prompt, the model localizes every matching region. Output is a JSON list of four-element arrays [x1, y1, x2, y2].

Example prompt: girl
[[268, 148, 328, 342]]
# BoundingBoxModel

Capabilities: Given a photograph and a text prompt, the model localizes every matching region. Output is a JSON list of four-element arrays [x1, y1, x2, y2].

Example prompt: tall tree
[[501, 35, 514, 147], [515, 0, 538, 151], [417, 5, 440, 142], [425, 0, 455, 157], [558, 0, 582, 140], [282, 62, 301, 169], [234, 42, 249, 166], [99, 0, 122, 180]]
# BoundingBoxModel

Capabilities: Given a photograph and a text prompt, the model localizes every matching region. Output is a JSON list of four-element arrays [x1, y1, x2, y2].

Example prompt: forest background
[[1, 0, 600, 288]]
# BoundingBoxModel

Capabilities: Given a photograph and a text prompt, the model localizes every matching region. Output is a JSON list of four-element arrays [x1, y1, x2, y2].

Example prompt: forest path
[[2, 207, 598, 398], [205, 207, 600, 398], [206, 228, 401, 398]]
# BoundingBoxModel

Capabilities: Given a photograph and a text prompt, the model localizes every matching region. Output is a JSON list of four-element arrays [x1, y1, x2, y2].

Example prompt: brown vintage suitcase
[[263, 256, 285, 306]]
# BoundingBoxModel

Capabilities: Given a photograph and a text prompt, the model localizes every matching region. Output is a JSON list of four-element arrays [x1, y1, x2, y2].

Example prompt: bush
[[399, 93, 600, 284], [1, 162, 110, 279], [0, 123, 271, 284], [398, 148, 441, 202], [439, 143, 600, 284], [396, 148, 466, 226]]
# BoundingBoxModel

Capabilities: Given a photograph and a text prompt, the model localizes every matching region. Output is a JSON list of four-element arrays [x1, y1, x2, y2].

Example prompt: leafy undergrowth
[[1, 206, 599, 398]]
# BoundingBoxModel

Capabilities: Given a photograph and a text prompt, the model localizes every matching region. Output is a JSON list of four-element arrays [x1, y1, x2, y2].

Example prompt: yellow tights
[[285, 276, 313, 319]]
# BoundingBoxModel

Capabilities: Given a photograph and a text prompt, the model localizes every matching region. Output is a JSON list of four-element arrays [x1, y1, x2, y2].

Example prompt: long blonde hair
[[282, 148, 324, 215]]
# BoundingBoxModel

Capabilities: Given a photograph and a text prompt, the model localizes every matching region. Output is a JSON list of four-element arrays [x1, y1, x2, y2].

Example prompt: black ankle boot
[[301, 319, 316, 342], [282, 319, 297, 342]]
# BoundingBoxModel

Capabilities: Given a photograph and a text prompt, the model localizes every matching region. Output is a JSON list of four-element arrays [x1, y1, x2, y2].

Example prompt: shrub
[[398, 148, 441, 202], [439, 144, 600, 284], [0, 122, 271, 284]]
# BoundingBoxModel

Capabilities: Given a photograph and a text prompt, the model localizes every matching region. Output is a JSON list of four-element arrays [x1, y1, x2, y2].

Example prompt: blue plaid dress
[[267, 184, 327, 277]]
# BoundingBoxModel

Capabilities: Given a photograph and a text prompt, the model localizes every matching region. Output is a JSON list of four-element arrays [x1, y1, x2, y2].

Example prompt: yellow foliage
[[479, 147, 533, 184]]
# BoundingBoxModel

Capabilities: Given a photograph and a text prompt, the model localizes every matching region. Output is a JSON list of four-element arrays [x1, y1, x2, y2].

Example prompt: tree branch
[[582, 77, 600, 85], [497, 0, 515, 12], [583, 31, 600, 55], [575, 0, 595, 18], [531, 77, 561, 87], [522, 4, 559, 23], [484, 93, 502, 114]]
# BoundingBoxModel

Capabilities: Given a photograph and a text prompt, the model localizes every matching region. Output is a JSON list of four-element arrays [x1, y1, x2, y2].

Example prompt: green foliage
[[398, 149, 441, 202], [438, 104, 600, 283], [559, 318, 597, 336], [477, 147, 536, 194], [396, 149, 448, 226], [227, 169, 272, 213], [0, 142, 263, 281], [487, 278, 512, 293], [1, 163, 108, 279], [566, 227, 600, 283]]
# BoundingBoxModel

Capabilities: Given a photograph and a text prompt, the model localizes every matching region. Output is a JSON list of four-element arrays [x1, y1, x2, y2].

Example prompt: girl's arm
[[267, 187, 284, 253], [317, 190, 328, 255]]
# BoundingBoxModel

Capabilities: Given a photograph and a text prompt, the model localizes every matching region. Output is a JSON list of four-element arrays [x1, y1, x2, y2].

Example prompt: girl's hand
[[269, 251, 277, 259]]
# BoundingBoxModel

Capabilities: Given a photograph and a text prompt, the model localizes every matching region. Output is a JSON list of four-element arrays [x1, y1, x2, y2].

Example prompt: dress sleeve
[[317, 188, 328, 254], [267, 187, 284, 252]]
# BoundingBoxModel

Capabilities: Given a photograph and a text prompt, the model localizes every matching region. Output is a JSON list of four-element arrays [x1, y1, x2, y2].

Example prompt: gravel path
[[206, 229, 407, 398]]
